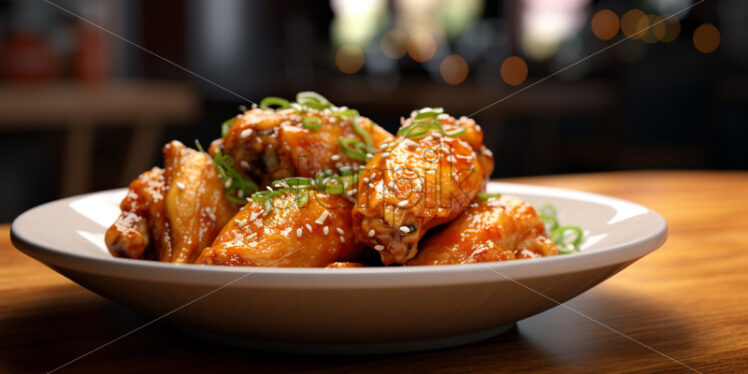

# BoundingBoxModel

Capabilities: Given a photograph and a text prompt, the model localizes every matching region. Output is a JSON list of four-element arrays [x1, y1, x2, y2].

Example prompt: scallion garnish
[[414, 107, 444, 119], [477, 192, 502, 200], [339, 137, 369, 162], [260, 97, 291, 109], [303, 116, 323, 131], [396, 109, 465, 140], [538, 203, 583, 254], [195, 140, 259, 205], [221, 117, 237, 137], [247, 171, 362, 215]]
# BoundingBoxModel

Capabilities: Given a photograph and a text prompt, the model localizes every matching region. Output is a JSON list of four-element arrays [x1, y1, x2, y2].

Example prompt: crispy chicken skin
[[197, 191, 363, 267], [105, 167, 169, 260], [106, 141, 236, 263], [209, 108, 393, 188], [408, 195, 558, 265], [353, 114, 494, 265]]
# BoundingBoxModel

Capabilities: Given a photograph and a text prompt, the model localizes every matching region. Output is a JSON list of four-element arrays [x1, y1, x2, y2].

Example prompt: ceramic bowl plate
[[11, 182, 667, 354]]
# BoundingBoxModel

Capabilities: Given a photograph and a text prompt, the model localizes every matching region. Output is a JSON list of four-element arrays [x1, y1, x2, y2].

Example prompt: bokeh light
[[335, 44, 365, 74], [380, 29, 408, 59], [439, 54, 469, 85], [591, 9, 619, 41], [660, 15, 681, 43], [693, 23, 721, 53], [638, 15, 665, 44], [500, 56, 528, 86], [407, 32, 437, 63], [621, 9, 646, 39]]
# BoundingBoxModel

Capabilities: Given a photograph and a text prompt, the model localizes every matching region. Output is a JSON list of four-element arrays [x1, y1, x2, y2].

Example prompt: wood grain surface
[[2, 171, 746, 373]]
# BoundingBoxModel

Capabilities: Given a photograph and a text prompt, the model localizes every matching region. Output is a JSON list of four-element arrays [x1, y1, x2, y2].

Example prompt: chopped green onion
[[444, 127, 466, 137], [477, 192, 502, 200], [537, 203, 583, 254], [296, 91, 330, 106], [221, 117, 237, 137], [334, 108, 360, 118], [551, 226, 584, 254], [260, 97, 291, 109], [351, 119, 373, 149], [339, 138, 369, 162], [414, 107, 444, 119], [238, 105, 248, 112], [302, 116, 322, 131], [195, 140, 258, 205]]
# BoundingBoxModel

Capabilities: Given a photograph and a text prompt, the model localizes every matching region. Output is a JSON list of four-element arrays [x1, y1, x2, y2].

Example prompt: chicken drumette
[[352, 110, 494, 265], [211, 105, 392, 188], [197, 190, 363, 267], [105, 140, 237, 263], [408, 195, 558, 265]]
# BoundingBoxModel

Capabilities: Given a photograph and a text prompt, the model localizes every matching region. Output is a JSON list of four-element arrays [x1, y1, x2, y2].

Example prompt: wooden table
[[2, 171, 746, 373]]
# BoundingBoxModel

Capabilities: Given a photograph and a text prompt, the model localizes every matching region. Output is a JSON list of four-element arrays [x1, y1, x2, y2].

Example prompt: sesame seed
[[240, 129, 253, 139], [306, 223, 313, 232], [323, 226, 329, 236], [205, 209, 216, 221], [366, 153, 374, 159], [399, 226, 411, 234], [432, 132, 442, 138], [315, 210, 330, 225], [346, 189, 357, 196], [240, 160, 250, 169], [235, 219, 246, 227], [237, 189, 244, 198], [176, 181, 186, 190], [266, 186, 273, 192], [331, 154, 340, 161], [470, 203, 479, 208], [339, 236, 345, 243], [368, 229, 375, 237], [398, 200, 409, 207], [388, 182, 396, 190], [414, 184, 422, 192], [296, 228, 302, 238], [381, 152, 390, 158], [374, 245, 385, 251], [336, 227, 345, 235], [362, 177, 370, 183], [224, 179, 232, 189], [476, 125, 482, 132], [447, 155, 456, 163]]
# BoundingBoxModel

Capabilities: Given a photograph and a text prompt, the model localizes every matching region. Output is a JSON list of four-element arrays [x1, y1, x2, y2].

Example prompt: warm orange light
[[621, 9, 646, 39], [381, 30, 408, 59], [439, 55, 469, 85], [693, 23, 720, 53], [500, 56, 528, 86], [660, 15, 681, 43], [335, 45, 364, 74], [638, 15, 666, 44], [407, 32, 437, 63], [591, 9, 620, 41]]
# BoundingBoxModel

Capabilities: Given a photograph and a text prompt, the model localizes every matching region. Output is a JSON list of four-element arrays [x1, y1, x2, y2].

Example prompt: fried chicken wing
[[408, 195, 558, 265], [211, 107, 393, 188], [106, 141, 237, 263], [197, 191, 363, 267], [105, 167, 169, 260], [352, 111, 494, 265]]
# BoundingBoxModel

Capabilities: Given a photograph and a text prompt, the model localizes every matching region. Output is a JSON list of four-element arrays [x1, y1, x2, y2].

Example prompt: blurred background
[[0, 0, 745, 222]]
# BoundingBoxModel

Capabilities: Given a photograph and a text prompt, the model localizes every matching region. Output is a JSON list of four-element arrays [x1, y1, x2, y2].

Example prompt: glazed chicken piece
[[197, 190, 363, 267], [210, 107, 393, 188], [352, 111, 494, 265], [408, 195, 558, 265], [106, 141, 237, 263]]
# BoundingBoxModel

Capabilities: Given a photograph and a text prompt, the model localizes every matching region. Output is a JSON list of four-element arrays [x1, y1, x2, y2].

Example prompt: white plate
[[11, 182, 667, 354]]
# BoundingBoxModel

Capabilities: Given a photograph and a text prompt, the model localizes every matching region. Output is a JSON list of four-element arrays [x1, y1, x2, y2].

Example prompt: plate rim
[[11, 182, 668, 288]]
